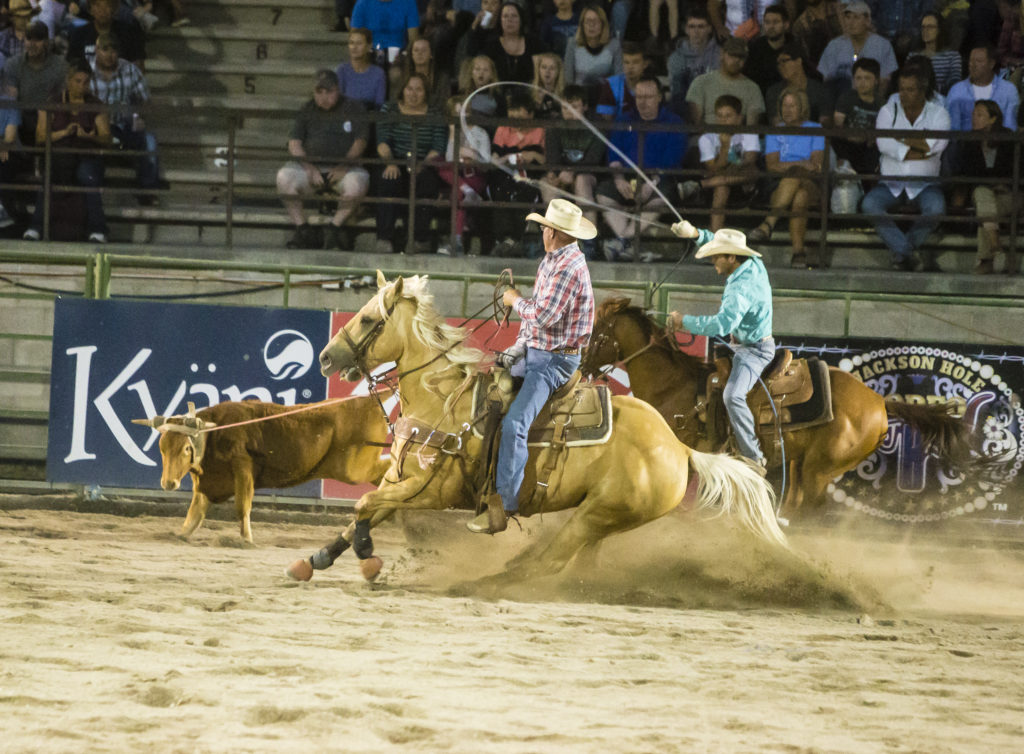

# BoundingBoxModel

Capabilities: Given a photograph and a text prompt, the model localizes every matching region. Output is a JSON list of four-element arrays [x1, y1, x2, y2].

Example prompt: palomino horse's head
[[320, 271, 411, 381]]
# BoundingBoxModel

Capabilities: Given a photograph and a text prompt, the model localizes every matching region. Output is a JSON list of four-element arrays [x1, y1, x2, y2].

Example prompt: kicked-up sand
[[1, 497, 1022, 753]]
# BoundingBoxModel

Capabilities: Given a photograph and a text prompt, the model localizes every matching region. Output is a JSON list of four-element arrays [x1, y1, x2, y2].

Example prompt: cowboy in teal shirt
[[669, 222, 775, 471]]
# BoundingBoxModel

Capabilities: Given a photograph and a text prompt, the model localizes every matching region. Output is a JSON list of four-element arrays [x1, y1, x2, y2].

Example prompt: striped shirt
[[514, 241, 594, 351], [89, 58, 150, 130], [376, 101, 447, 159]]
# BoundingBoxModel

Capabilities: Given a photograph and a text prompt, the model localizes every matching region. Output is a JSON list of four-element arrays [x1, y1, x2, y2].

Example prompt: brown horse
[[287, 273, 787, 585], [580, 297, 976, 519]]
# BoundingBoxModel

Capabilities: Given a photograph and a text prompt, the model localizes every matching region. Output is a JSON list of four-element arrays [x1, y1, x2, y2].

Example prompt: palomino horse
[[581, 297, 976, 519], [287, 273, 787, 584]]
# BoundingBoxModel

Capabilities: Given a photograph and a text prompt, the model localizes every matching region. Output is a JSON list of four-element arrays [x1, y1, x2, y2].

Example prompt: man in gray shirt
[[2, 21, 67, 146]]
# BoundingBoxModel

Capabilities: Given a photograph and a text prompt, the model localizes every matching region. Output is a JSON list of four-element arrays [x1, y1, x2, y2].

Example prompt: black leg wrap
[[352, 519, 374, 560], [311, 535, 351, 570]]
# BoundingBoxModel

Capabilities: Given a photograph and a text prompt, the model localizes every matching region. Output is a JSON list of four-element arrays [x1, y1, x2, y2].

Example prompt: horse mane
[[597, 296, 703, 370]]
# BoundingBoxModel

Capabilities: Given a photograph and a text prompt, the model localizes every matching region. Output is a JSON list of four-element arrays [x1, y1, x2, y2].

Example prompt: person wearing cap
[[686, 35, 765, 125], [667, 219, 774, 474], [816, 0, 897, 100], [0, 0, 40, 62], [90, 33, 163, 203], [2, 20, 67, 146], [467, 198, 595, 535], [67, 0, 146, 69], [277, 69, 370, 250]]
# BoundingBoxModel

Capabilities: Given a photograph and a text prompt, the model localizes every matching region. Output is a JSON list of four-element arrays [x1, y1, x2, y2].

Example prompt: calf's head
[[132, 404, 216, 491]]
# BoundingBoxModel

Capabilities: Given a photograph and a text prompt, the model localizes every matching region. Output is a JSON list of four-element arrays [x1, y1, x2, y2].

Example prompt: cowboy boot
[[466, 492, 508, 534]]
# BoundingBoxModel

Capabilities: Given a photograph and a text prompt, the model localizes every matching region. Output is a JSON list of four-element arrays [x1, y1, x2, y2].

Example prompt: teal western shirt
[[681, 228, 773, 344]]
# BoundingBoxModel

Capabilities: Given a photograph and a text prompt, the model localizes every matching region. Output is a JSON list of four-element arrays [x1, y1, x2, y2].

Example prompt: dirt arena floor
[[1, 496, 1023, 754]]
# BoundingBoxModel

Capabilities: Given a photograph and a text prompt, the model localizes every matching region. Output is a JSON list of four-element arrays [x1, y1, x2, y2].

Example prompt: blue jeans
[[30, 156, 107, 236], [723, 338, 775, 462], [497, 347, 580, 513], [862, 184, 945, 261]]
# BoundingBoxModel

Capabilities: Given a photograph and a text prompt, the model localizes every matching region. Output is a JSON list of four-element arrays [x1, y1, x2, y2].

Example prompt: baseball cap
[[844, 1, 871, 17]]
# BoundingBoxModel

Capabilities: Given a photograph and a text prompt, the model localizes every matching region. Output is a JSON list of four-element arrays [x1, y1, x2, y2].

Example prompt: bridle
[[583, 316, 659, 380]]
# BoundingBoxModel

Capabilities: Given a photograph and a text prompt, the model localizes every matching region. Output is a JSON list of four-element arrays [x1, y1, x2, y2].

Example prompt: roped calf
[[134, 397, 390, 542]]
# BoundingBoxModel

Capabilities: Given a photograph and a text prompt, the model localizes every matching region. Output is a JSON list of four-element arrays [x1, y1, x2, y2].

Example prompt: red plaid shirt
[[514, 242, 594, 351]]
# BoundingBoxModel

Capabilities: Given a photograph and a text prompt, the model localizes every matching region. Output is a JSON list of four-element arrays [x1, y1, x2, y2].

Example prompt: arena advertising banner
[[785, 337, 1024, 526], [47, 298, 1023, 526], [47, 297, 329, 495]]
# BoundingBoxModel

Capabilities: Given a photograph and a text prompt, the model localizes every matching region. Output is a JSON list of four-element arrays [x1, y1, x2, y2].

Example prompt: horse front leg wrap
[[310, 534, 352, 570], [352, 519, 374, 559]]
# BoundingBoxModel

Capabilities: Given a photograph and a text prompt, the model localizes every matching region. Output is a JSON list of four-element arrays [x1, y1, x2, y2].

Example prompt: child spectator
[[337, 28, 387, 109], [542, 84, 604, 258], [682, 93, 759, 231], [457, 54, 503, 118], [832, 57, 883, 178], [531, 51, 565, 119], [748, 87, 826, 269], [437, 95, 491, 256], [486, 89, 545, 256], [540, 0, 579, 58]]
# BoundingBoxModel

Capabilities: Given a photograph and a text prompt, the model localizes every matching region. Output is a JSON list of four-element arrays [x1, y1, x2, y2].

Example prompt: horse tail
[[884, 400, 976, 475], [687, 450, 788, 549]]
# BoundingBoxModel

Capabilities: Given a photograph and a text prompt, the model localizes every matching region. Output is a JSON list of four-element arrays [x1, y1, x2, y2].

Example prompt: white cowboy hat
[[525, 198, 597, 240], [694, 228, 762, 259]]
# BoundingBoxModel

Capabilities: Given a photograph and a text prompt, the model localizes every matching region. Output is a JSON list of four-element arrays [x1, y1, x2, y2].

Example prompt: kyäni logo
[[263, 329, 314, 380]]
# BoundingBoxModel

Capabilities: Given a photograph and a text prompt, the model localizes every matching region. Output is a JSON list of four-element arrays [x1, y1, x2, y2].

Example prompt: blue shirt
[[682, 228, 773, 344], [351, 0, 420, 50], [608, 107, 686, 170], [765, 121, 825, 163], [945, 76, 1020, 131], [0, 96, 21, 135]]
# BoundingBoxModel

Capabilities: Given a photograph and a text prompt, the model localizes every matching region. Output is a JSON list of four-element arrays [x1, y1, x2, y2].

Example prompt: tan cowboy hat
[[9, 0, 41, 17], [694, 228, 762, 259], [525, 198, 597, 240]]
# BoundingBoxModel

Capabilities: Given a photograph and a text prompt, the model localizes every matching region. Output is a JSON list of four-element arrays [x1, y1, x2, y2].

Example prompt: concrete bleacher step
[[145, 59, 319, 97], [183, 0, 335, 29], [148, 94, 306, 132], [148, 25, 347, 64]]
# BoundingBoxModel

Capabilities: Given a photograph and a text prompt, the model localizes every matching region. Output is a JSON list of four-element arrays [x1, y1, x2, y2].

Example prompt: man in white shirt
[[862, 68, 950, 272]]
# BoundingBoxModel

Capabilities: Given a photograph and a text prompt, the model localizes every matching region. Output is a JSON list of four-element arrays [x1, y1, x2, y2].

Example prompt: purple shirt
[[335, 61, 386, 108]]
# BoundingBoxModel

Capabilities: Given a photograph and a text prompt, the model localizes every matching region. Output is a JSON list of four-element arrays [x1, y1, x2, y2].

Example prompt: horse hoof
[[359, 556, 383, 581], [286, 558, 313, 582]]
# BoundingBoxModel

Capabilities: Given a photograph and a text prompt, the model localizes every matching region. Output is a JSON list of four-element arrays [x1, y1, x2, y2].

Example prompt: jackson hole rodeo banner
[[47, 298, 1023, 525]]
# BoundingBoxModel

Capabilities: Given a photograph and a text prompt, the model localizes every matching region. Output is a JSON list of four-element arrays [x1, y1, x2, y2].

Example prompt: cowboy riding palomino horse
[[580, 297, 977, 519], [286, 272, 788, 584]]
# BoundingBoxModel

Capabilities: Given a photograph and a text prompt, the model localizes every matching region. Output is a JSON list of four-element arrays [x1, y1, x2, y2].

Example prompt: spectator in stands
[[0, 0, 37, 62], [862, 67, 950, 272], [913, 12, 963, 95], [542, 84, 603, 258], [540, 0, 579, 58], [708, 0, 793, 43], [350, 0, 420, 53], [0, 89, 19, 228], [597, 76, 686, 262], [748, 87, 825, 268], [667, 7, 721, 110], [457, 54, 503, 117], [67, 0, 146, 68], [686, 36, 765, 124], [337, 28, 387, 109], [789, 0, 843, 69], [437, 95, 491, 256], [680, 93, 760, 231], [863, 0, 935, 61], [531, 51, 565, 119], [455, 0, 500, 66], [23, 58, 111, 243], [89, 34, 162, 205], [648, 0, 680, 55], [486, 89, 545, 256], [817, 1, 897, 100], [832, 56, 883, 177], [395, 38, 452, 109], [963, 99, 1019, 274], [996, 0, 1024, 74], [743, 4, 792, 96], [765, 42, 833, 126], [946, 44, 1019, 131], [3, 21, 67, 146], [276, 70, 369, 251], [595, 40, 646, 119], [563, 4, 621, 95], [375, 72, 446, 254], [483, 2, 542, 87]]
